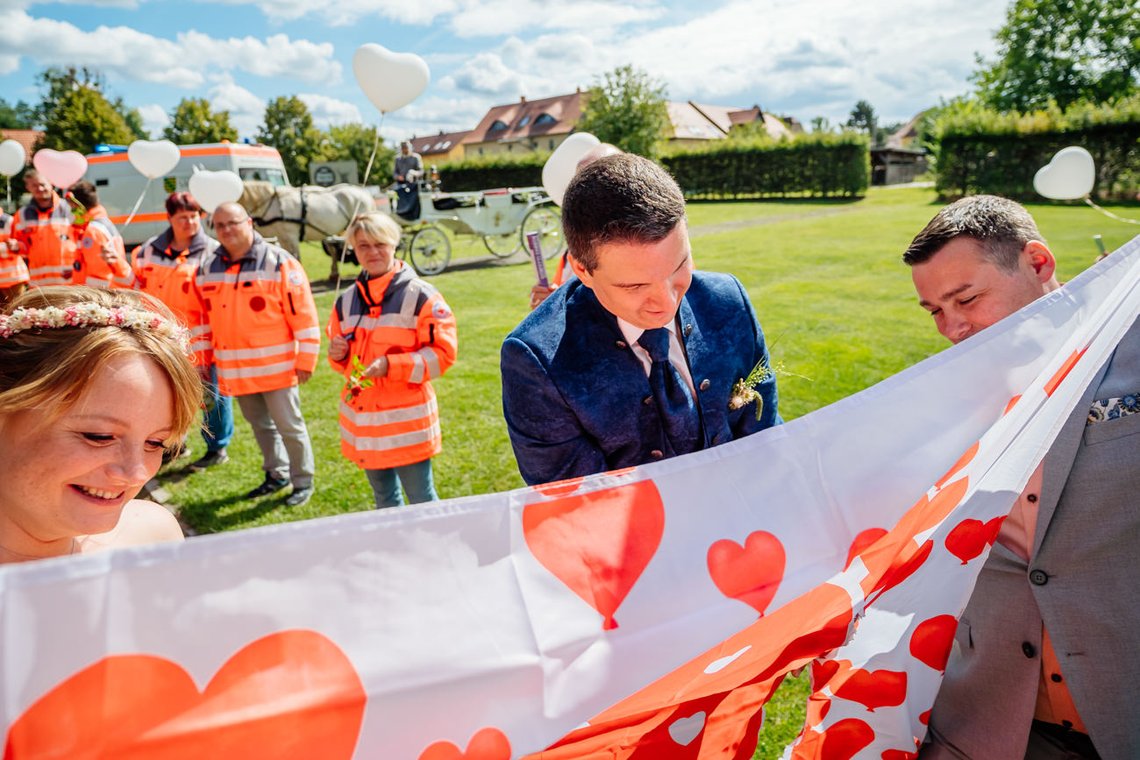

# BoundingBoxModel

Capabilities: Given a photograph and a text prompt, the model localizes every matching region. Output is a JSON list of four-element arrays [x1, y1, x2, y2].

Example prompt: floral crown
[[0, 303, 190, 351]]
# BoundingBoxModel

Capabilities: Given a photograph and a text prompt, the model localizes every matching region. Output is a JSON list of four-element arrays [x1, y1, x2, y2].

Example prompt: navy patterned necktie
[[638, 327, 701, 456]]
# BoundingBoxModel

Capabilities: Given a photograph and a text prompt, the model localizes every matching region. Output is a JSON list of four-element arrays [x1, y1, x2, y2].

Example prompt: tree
[[973, 0, 1139, 111], [0, 98, 37, 129], [256, 96, 322, 184], [810, 116, 833, 133], [164, 98, 238, 144], [316, 123, 394, 185], [35, 67, 142, 150], [846, 100, 878, 140], [577, 65, 670, 159]]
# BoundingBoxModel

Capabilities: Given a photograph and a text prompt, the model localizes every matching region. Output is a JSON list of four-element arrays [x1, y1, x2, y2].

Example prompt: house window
[[534, 113, 556, 126], [489, 120, 508, 132], [549, 140, 555, 150], [517, 115, 531, 128]]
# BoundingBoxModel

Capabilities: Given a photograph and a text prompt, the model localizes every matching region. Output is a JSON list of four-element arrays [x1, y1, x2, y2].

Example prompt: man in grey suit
[[905, 195, 1139, 760]]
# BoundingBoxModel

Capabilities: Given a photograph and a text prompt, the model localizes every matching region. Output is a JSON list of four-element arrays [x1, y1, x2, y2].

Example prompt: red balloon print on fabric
[[866, 539, 934, 606], [805, 693, 832, 728], [919, 709, 931, 725], [790, 718, 875, 760], [881, 750, 919, 760], [418, 727, 512, 760], [3, 630, 365, 760], [523, 479, 665, 630], [944, 516, 1005, 565], [707, 531, 786, 616], [910, 615, 958, 672], [845, 528, 888, 570]]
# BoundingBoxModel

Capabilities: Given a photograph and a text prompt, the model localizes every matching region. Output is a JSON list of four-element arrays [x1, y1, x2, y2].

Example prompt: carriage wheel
[[520, 205, 567, 260], [483, 232, 521, 258], [408, 226, 452, 276]]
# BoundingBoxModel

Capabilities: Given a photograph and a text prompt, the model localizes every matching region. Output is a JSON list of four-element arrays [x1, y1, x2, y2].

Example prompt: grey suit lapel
[[1034, 359, 1111, 557]]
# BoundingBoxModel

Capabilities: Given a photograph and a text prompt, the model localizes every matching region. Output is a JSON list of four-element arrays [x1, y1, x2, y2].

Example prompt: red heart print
[[790, 718, 875, 760], [707, 531, 786, 616], [845, 528, 888, 570], [523, 480, 665, 630], [418, 727, 512, 760], [909, 615, 957, 672], [4, 630, 365, 760], [832, 666, 908, 712], [944, 516, 1004, 565]]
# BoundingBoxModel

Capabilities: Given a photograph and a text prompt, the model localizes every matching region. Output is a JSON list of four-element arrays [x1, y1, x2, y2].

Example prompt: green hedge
[[436, 135, 870, 198], [662, 134, 870, 199], [437, 152, 547, 191], [933, 97, 1140, 199]]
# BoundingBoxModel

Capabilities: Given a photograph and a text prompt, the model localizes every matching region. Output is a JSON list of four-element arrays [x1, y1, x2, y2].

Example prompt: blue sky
[[0, 0, 1008, 145]]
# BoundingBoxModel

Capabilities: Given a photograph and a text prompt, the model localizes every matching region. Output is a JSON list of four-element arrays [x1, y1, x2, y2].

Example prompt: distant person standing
[[195, 202, 320, 507], [327, 212, 457, 508], [103, 191, 234, 471], [67, 181, 131, 289], [393, 141, 424, 221], [0, 209, 29, 307], [12, 169, 76, 287]]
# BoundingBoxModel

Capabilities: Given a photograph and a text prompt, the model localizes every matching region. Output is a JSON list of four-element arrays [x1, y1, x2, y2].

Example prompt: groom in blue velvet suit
[[501, 154, 781, 486]]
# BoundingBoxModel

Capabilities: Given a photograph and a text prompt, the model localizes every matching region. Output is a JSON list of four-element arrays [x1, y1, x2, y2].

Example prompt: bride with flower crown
[[0, 286, 203, 564]]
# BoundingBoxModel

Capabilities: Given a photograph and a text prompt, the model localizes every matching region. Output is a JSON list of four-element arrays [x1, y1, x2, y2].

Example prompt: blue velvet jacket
[[501, 271, 781, 485]]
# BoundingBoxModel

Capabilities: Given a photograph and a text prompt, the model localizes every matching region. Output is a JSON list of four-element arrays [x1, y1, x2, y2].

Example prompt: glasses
[[214, 218, 250, 230]]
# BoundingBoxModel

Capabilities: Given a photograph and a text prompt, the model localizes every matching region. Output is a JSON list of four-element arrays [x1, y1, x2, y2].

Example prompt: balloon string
[[122, 177, 153, 227], [1084, 197, 1140, 225], [362, 112, 387, 187]]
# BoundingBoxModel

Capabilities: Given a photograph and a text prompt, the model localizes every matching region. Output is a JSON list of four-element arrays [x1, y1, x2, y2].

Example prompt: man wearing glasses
[[194, 202, 321, 507]]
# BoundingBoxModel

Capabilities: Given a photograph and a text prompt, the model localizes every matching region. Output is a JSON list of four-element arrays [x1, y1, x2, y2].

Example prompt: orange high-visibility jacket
[[72, 206, 130, 289], [327, 261, 458, 469], [195, 234, 320, 397], [130, 228, 219, 360], [13, 196, 76, 286], [0, 213, 29, 288]]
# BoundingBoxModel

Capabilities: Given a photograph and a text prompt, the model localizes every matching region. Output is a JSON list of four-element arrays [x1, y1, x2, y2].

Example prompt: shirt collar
[[618, 316, 678, 348]]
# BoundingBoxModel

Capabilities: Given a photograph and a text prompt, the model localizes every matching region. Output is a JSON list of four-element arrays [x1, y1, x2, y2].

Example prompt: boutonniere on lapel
[[728, 357, 776, 421], [345, 355, 375, 403]]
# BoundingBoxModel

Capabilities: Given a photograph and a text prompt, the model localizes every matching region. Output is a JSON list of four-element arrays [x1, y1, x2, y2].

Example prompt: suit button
[[1029, 569, 1049, 586], [699, 378, 710, 391], [650, 449, 664, 459], [1022, 642, 1036, 658], [642, 395, 653, 405], [615, 340, 627, 349]]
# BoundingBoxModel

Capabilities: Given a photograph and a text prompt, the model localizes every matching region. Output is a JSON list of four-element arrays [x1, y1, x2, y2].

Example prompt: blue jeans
[[202, 364, 234, 453], [365, 459, 438, 509]]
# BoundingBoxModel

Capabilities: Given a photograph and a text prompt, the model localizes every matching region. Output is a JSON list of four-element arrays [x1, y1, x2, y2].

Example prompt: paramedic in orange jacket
[[12, 169, 76, 286], [195, 202, 320, 508], [0, 210, 30, 307], [104, 191, 234, 471], [68, 181, 131, 289], [327, 212, 457, 508]]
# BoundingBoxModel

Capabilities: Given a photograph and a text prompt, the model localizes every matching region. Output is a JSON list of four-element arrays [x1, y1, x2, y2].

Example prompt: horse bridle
[[249, 186, 362, 242]]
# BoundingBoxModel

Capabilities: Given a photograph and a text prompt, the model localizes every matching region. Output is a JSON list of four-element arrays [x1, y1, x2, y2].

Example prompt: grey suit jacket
[[923, 318, 1140, 759]]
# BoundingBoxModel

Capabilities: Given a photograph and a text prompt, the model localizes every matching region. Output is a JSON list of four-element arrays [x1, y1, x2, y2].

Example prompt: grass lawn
[[161, 186, 1137, 756]]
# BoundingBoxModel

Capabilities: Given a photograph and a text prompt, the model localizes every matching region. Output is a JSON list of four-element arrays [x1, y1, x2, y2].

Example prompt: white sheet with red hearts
[[2, 236, 1137, 760]]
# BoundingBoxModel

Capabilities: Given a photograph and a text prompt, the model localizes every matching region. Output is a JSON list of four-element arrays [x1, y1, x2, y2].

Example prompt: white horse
[[238, 181, 375, 279]]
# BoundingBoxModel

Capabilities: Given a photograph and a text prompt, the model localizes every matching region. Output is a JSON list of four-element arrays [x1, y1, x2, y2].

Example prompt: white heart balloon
[[542, 132, 601, 206], [189, 169, 243, 214], [32, 149, 88, 189], [1034, 146, 1095, 200], [128, 139, 181, 180], [0, 139, 26, 177], [353, 43, 430, 114]]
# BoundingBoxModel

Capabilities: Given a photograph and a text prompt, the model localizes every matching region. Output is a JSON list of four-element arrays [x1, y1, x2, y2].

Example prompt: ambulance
[[84, 141, 290, 248]]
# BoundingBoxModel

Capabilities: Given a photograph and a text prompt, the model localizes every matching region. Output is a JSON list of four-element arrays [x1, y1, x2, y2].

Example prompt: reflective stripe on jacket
[[131, 229, 218, 357], [0, 214, 29, 288], [72, 208, 130, 289], [13, 197, 75, 286], [327, 260, 457, 469], [195, 233, 319, 396]]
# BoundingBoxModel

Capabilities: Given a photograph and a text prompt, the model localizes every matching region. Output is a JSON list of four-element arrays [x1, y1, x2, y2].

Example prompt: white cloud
[[298, 93, 363, 127], [448, 0, 664, 38], [138, 103, 169, 136], [0, 9, 339, 90], [207, 0, 457, 26], [207, 75, 265, 137]]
